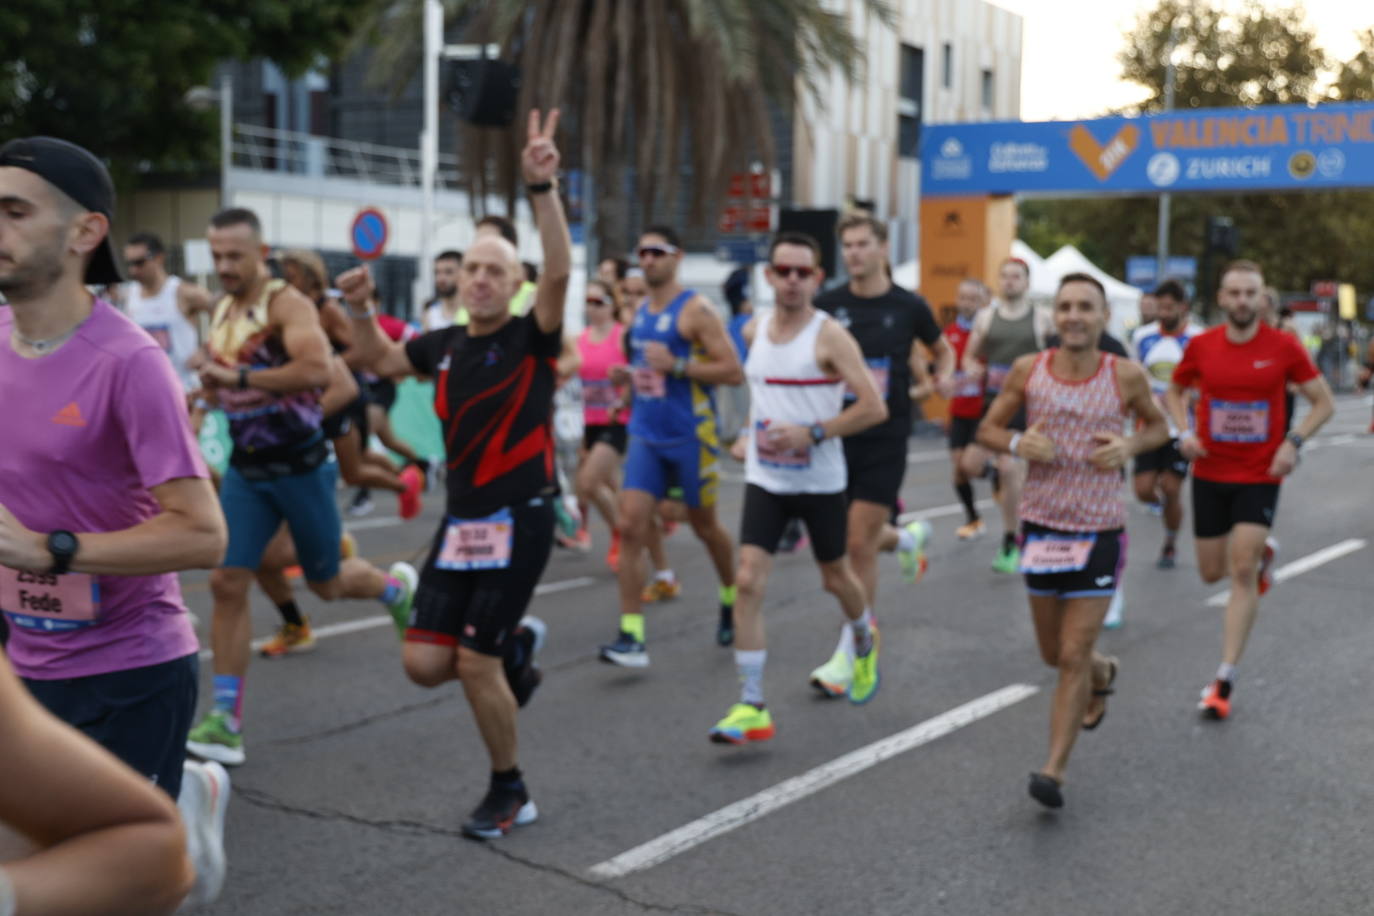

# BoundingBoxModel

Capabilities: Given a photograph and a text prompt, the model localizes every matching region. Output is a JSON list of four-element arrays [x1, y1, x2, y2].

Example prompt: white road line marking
[[587, 683, 1039, 881], [1205, 538, 1366, 607], [195, 576, 597, 660], [343, 516, 405, 531], [897, 499, 996, 525]]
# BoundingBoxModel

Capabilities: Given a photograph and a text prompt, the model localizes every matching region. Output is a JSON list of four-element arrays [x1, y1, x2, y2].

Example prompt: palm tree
[[354, 0, 892, 254]]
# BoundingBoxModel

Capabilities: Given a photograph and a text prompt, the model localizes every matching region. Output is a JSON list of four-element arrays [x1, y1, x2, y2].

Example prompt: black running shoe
[[461, 783, 538, 840], [777, 518, 804, 554], [504, 617, 546, 707], [717, 604, 734, 647]]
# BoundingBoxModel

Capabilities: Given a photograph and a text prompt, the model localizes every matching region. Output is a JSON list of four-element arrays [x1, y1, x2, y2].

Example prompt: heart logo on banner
[[1068, 124, 1141, 181]]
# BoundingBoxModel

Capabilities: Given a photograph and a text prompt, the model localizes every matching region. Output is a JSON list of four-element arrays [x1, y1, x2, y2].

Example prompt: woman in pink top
[[574, 280, 633, 569], [978, 273, 1168, 810]]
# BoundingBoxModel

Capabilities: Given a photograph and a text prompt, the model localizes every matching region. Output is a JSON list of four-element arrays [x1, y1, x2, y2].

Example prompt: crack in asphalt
[[232, 786, 747, 916]]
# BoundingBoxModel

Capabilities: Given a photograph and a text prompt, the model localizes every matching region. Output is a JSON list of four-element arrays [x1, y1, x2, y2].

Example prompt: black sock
[[275, 600, 304, 627], [955, 481, 978, 522], [412, 457, 431, 475], [989, 465, 1001, 493], [492, 766, 523, 787], [1002, 532, 1017, 552]]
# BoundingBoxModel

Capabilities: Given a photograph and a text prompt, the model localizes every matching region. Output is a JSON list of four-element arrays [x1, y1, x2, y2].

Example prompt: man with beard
[[423, 249, 464, 331]]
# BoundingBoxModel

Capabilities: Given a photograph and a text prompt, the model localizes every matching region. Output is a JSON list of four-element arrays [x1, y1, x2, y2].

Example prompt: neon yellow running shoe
[[848, 625, 881, 705], [708, 703, 775, 745], [809, 646, 853, 698], [899, 520, 932, 584]]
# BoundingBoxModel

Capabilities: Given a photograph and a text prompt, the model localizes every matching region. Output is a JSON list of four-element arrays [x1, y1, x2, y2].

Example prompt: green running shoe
[[848, 625, 881, 705], [898, 520, 932, 584], [186, 709, 245, 767], [709, 703, 775, 745], [386, 562, 418, 638], [992, 544, 1020, 575]]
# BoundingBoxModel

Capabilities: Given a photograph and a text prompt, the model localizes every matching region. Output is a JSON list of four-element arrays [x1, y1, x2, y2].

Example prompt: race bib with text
[[0, 569, 101, 632], [1019, 534, 1097, 575], [1209, 399, 1269, 443], [436, 509, 514, 571]]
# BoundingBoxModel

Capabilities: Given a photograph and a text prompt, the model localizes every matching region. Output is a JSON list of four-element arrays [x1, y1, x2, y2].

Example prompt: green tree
[[1329, 28, 1374, 102], [355, 0, 891, 251], [0, 0, 374, 182]]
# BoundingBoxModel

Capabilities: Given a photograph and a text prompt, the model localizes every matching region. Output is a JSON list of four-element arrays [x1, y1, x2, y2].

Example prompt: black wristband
[[525, 180, 554, 195], [238, 367, 249, 390]]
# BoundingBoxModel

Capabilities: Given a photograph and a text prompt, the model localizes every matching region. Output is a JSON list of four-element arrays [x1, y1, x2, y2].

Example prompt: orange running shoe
[[1257, 537, 1278, 596], [397, 465, 424, 520], [284, 565, 303, 579], [642, 577, 682, 603], [956, 519, 986, 540], [606, 530, 622, 573], [1198, 679, 1232, 720]]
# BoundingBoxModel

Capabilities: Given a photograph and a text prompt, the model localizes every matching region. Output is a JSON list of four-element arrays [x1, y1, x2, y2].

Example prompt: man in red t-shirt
[[944, 278, 992, 538], [1166, 259, 1333, 721]]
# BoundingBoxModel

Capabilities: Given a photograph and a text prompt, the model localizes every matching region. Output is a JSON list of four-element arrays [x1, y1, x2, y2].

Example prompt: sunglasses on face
[[637, 244, 679, 259], [771, 264, 815, 280], [586, 296, 609, 306]]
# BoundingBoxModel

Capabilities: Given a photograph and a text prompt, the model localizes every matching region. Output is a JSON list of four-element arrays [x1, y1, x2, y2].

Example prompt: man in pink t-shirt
[[0, 136, 232, 906]]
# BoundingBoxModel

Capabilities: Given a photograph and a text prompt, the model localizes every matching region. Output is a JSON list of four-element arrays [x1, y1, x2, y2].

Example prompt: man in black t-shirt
[[812, 215, 954, 687], [339, 110, 568, 842]]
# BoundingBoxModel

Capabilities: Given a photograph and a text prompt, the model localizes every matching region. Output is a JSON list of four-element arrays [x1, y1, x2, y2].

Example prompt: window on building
[[899, 44, 924, 159], [941, 42, 953, 89], [981, 69, 994, 111]]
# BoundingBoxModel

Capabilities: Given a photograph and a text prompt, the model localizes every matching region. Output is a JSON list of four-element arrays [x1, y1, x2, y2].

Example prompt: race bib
[[0, 568, 101, 632], [953, 371, 983, 398], [986, 364, 1012, 393], [845, 357, 891, 400], [141, 324, 173, 353], [436, 509, 514, 571], [632, 367, 667, 399], [582, 378, 618, 408], [1019, 534, 1096, 575], [754, 420, 811, 470], [1209, 399, 1268, 443]]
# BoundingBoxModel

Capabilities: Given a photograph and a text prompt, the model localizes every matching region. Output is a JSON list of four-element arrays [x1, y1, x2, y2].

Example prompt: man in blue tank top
[[599, 226, 745, 667]]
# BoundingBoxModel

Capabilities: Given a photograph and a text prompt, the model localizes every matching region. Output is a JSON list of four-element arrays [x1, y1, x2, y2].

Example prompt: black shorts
[[947, 415, 980, 451], [843, 436, 907, 509], [740, 483, 848, 563], [983, 394, 1027, 431], [1133, 438, 1189, 478], [371, 378, 398, 412], [583, 424, 628, 455], [1192, 477, 1280, 539], [1020, 521, 1126, 599], [24, 653, 199, 800], [407, 499, 555, 657]]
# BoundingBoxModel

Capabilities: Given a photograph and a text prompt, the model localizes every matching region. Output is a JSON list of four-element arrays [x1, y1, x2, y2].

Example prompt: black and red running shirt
[[405, 313, 562, 517]]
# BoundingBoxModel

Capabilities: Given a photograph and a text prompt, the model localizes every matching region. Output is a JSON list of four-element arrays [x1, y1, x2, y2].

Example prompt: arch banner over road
[[921, 101, 1374, 197]]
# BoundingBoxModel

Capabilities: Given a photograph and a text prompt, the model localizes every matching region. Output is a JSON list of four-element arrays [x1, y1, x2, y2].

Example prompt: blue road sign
[[351, 208, 389, 260]]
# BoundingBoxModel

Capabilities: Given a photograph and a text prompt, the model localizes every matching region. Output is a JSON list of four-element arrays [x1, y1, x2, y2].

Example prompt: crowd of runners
[[0, 112, 1348, 911]]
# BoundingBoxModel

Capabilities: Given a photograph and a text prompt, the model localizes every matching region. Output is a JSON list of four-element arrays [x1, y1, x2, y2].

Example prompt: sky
[[991, 0, 1372, 121]]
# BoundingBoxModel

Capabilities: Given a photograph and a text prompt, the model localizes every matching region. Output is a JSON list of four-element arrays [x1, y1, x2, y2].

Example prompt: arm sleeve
[[404, 328, 451, 376], [115, 347, 209, 490], [526, 312, 564, 359]]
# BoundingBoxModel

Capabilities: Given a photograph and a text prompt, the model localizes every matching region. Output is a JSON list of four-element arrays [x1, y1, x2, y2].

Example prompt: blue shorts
[[220, 460, 343, 581], [623, 436, 718, 508], [25, 654, 198, 800]]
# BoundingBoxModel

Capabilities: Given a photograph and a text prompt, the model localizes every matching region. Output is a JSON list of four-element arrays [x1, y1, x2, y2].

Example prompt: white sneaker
[[178, 760, 231, 907], [1103, 588, 1124, 629], [809, 624, 856, 697]]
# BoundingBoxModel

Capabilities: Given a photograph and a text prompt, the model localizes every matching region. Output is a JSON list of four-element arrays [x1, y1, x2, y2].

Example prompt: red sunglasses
[[771, 264, 815, 279]]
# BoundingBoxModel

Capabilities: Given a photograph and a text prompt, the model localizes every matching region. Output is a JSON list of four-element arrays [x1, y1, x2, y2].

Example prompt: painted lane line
[[343, 516, 407, 531], [1206, 538, 1366, 607], [195, 576, 596, 660], [587, 683, 1040, 881], [897, 498, 996, 525]]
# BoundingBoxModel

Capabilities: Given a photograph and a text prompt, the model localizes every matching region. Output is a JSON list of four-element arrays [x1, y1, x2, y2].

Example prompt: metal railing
[[229, 123, 463, 190]]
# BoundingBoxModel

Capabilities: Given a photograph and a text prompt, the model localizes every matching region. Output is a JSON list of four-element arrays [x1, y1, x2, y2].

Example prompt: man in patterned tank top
[[978, 273, 1168, 810]]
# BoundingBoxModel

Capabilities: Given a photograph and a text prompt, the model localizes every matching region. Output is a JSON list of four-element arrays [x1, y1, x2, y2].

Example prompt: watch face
[[49, 531, 77, 554]]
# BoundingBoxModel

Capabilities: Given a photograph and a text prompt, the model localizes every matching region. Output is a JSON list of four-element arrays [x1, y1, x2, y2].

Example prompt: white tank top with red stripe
[[745, 309, 846, 494], [1019, 349, 1128, 532]]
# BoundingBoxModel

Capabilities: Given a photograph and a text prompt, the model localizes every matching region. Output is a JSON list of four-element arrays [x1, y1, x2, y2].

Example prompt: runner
[[335, 109, 565, 839], [575, 278, 632, 571], [423, 249, 464, 331], [0, 135, 230, 902], [122, 231, 212, 391], [0, 650, 195, 914], [1130, 279, 1207, 570], [616, 268, 648, 325], [960, 257, 1054, 573], [943, 278, 993, 539], [977, 272, 1169, 808], [185, 207, 419, 767], [709, 232, 889, 744], [1165, 260, 1334, 721], [598, 224, 745, 665], [815, 213, 949, 606], [1137, 290, 1158, 328]]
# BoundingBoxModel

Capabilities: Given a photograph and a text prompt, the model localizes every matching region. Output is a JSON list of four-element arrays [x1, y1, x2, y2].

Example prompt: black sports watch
[[47, 530, 78, 575], [1286, 432, 1305, 450], [809, 423, 826, 445]]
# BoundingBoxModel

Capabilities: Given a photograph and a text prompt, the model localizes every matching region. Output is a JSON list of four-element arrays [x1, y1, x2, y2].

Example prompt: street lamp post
[[418, 0, 443, 319]]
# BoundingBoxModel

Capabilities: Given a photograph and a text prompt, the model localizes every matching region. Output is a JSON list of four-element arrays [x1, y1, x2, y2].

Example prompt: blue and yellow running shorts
[[623, 436, 718, 509]]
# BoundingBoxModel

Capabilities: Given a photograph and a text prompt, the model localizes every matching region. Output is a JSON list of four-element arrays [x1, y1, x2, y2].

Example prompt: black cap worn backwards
[[0, 136, 121, 284]]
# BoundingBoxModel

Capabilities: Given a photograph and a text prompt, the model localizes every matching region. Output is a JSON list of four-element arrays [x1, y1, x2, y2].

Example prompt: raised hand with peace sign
[[522, 108, 561, 186]]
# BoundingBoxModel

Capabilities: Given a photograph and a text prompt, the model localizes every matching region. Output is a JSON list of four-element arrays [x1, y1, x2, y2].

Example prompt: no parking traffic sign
[[351, 207, 389, 260]]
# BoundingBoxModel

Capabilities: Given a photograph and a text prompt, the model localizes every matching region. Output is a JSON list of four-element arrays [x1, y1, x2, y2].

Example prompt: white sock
[[849, 610, 875, 655], [1216, 663, 1236, 683], [655, 569, 676, 583], [895, 527, 916, 552], [736, 649, 767, 706]]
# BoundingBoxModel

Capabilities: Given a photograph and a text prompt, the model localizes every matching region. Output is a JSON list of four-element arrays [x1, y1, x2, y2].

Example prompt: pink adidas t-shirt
[[0, 300, 205, 679]]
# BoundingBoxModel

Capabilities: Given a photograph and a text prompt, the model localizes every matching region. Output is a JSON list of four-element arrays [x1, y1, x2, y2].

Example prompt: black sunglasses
[[637, 244, 679, 259], [771, 265, 815, 279]]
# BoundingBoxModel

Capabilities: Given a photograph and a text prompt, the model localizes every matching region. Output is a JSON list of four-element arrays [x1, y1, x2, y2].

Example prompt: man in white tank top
[[708, 233, 888, 746], [123, 232, 211, 390], [422, 250, 463, 331]]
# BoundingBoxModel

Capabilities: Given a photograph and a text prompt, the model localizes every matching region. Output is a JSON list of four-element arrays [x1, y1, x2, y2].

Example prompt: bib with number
[[1209, 399, 1269, 443], [632, 367, 667, 399], [436, 509, 514, 571], [986, 363, 1012, 393], [0, 568, 101, 632], [141, 323, 173, 353], [845, 357, 891, 400], [1019, 533, 1097, 575], [953, 372, 983, 398], [754, 420, 812, 470], [582, 378, 618, 408]]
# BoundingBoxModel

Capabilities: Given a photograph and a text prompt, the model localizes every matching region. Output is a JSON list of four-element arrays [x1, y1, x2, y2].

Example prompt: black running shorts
[[740, 483, 848, 563], [583, 423, 628, 455], [843, 436, 907, 510], [407, 499, 555, 656], [1191, 477, 1280, 539], [1020, 521, 1126, 599], [1133, 438, 1189, 478], [947, 415, 980, 451]]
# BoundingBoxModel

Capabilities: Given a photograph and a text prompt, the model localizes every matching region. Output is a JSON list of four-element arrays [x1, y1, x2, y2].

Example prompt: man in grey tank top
[[959, 258, 1054, 574]]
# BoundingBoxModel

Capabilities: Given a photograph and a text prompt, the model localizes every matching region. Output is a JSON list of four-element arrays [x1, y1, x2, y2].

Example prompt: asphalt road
[[184, 394, 1374, 916]]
